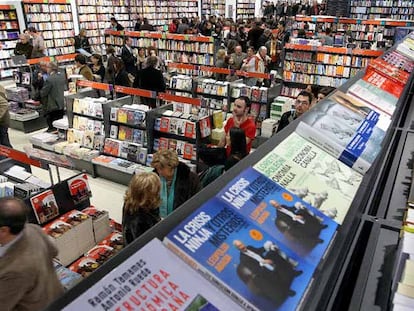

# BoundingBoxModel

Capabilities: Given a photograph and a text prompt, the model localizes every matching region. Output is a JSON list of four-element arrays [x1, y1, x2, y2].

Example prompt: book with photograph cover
[[164, 200, 316, 311], [254, 133, 363, 224], [67, 173, 92, 204], [294, 92, 386, 174], [62, 238, 244, 311], [30, 189, 60, 225], [216, 167, 338, 265]]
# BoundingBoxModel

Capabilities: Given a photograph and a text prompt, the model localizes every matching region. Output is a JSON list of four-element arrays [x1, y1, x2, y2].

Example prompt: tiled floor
[[9, 127, 126, 223]]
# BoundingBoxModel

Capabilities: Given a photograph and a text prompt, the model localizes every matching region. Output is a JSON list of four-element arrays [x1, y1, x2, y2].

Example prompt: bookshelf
[[350, 0, 414, 20], [105, 30, 215, 66], [201, 0, 226, 17], [23, 0, 75, 56], [76, 0, 105, 54], [293, 16, 414, 50], [236, 0, 256, 20], [283, 43, 383, 87], [0, 4, 21, 79]]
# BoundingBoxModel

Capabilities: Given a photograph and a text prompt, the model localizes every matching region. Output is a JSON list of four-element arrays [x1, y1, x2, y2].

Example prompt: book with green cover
[[254, 133, 363, 224]]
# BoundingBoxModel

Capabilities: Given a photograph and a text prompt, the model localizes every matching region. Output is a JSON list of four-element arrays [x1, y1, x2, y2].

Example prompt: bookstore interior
[[1, 0, 414, 310]]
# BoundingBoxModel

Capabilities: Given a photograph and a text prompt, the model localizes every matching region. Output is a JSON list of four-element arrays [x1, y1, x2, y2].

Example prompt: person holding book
[[122, 172, 161, 245], [276, 90, 312, 133], [219, 96, 256, 157], [151, 149, 201, 218], [0, 197, 64, 310], [40, 61, 65, 132]]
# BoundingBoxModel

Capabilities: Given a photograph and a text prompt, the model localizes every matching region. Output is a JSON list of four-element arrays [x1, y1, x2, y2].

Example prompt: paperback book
[[30, 189, 60, 225], [164, 199, 316, 311], [254, 133, 363, 224], [215, 167, 338, 265], [62, 238, 244, 311], [347, 78, 398, 117], [295, 92, 386, 173], [67, 173, 92, 204]]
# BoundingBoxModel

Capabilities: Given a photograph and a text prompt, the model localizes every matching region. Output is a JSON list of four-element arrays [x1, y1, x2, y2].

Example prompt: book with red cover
[[67, 173, 92, 204], [98, 231, 124, 251], [30, 189, 60, 225], [185, 121, 196, 139], [363, 66, 404, 98], [367, 59, 410, 85], [159, 116, 170, 132]]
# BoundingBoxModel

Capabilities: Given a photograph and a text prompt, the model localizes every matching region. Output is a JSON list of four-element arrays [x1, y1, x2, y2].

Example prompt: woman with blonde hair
[[122, 172, 161, 245], [151, 149, 201, 218]]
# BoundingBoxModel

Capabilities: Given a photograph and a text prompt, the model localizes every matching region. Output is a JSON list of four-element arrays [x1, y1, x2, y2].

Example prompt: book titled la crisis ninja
[[164, 168, 335, 311]]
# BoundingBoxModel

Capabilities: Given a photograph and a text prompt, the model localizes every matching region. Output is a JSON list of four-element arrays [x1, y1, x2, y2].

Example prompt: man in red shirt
[[220, 96, 256, 156]]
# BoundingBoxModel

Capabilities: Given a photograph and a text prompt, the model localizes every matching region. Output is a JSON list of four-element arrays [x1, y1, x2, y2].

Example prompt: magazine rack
[[43, 39, 414, 310]]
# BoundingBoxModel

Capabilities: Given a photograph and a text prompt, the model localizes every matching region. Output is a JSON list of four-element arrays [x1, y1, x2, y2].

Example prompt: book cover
[[83, 130, 94, 149], [347, 79, 398, 117], [363, 66, 405, 98], [199, 116, 212, 138], [185, 121, 196, 139], [110, 125, 118, 139], [164, 200, 316, 311], [254, 133, 363, 224], [117, 108, 128, 124], [62, 238, 244, 311], [98, 231, 124, 251], [110, 107, 118, 121], [30, 189, 60, 225], [183, 143, 194, 160], [295, 94, 386, 173], [215, 167, 338, 265], [67, 173, 92, 204], [160, 116, 170, 132]]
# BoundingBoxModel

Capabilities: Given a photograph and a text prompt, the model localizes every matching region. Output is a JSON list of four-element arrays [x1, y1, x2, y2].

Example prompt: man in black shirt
[[276, 90, 312, 133]]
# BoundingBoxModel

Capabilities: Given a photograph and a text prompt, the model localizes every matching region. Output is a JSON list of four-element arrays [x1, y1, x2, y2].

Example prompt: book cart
[[43, 34, 414, 311]]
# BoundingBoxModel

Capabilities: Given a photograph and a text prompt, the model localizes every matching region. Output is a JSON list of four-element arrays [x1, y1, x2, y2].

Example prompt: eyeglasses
[[296, 100, 310, 106]]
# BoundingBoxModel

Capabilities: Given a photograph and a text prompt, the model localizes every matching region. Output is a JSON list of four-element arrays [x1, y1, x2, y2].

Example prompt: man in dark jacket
[[247, 22, 264, 51], [121, 36, 137, 77], [276, 90, 312, 133], [40, 62, 66, 132], [134, 55, 165, 108], [0, 85, 11, 148]]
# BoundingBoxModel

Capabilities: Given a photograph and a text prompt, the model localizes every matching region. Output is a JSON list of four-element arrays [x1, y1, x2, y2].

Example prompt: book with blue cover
[[164, 197, 317, 311], [294, 91, 386, 174], [216, 167, 338, 265]]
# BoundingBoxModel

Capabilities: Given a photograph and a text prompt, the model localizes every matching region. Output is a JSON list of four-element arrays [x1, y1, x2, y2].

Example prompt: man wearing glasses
[[276, 90, 312, 133]]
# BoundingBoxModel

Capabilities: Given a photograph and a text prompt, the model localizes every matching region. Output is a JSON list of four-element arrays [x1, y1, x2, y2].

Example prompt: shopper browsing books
[[28, 27, 45, 58], [0, 197, 64, 310], [74, 54, 94, 81], [276, 90, 312, 133], [0, 85, 11, 148], [73, 28, 91, 54], [219, 96, 256, 156], [151, 149, 201, 218], [40, 61, 65, 132], [14, 33, 33, 59], [122, 172, 161, 245]]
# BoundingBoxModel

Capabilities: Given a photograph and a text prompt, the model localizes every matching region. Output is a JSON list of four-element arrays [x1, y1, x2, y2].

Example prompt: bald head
[[0, 197, 27, 235]]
